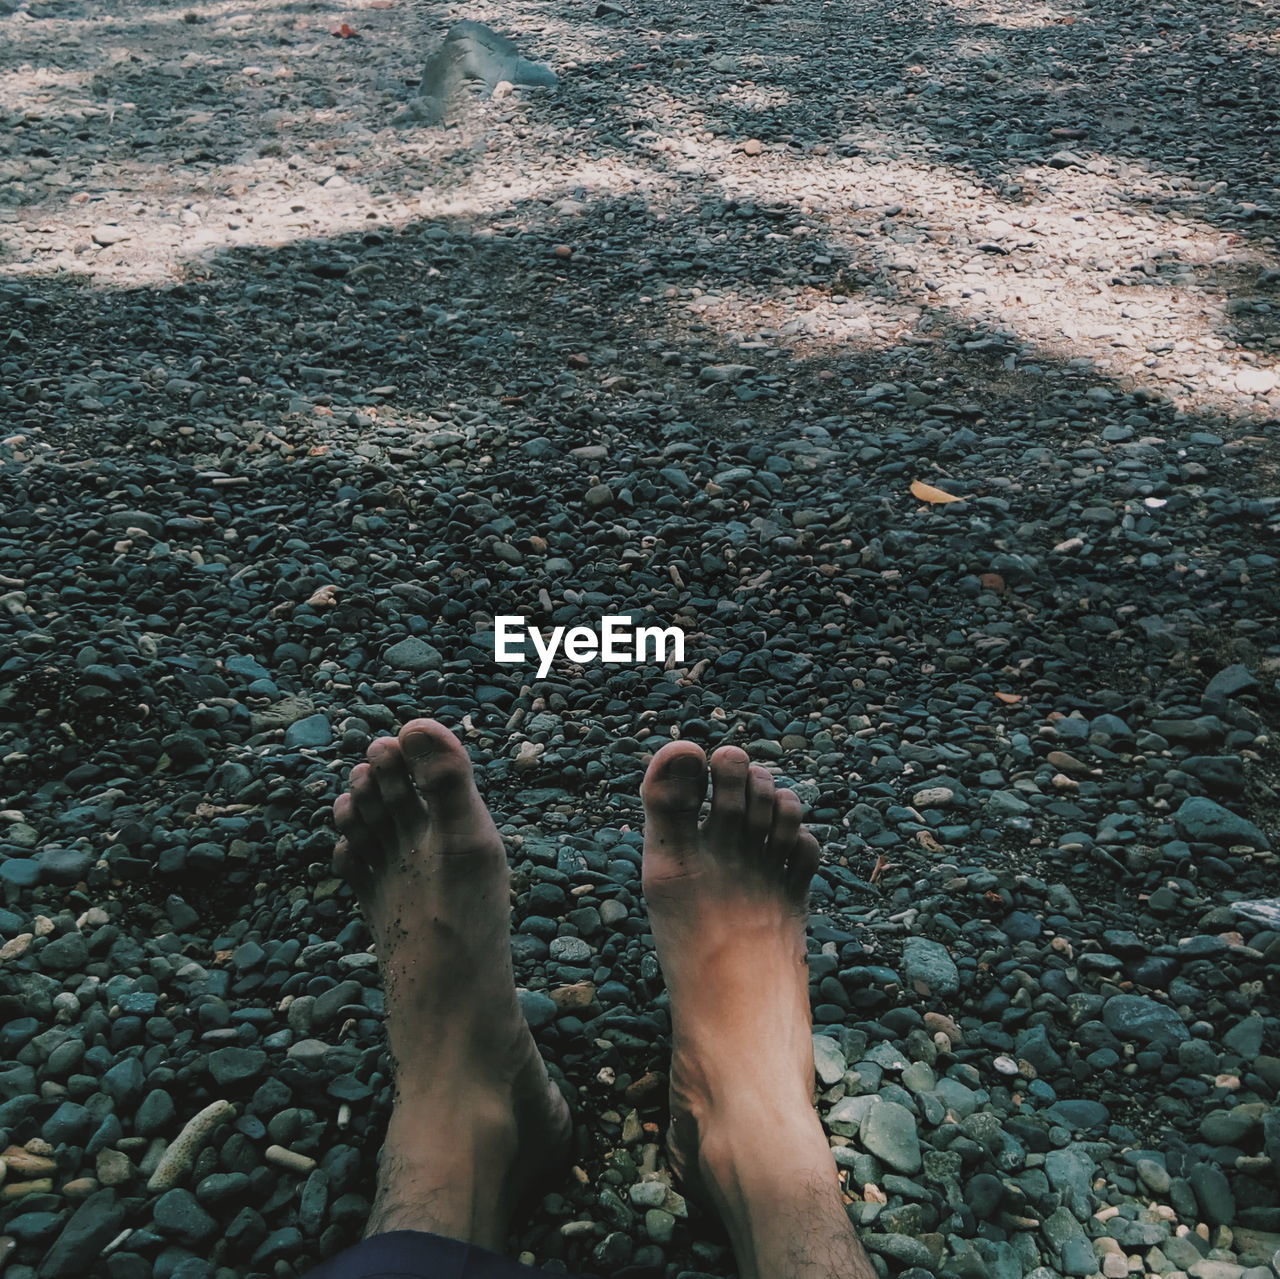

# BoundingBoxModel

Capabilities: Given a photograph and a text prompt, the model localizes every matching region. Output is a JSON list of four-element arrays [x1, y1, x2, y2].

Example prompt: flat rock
[[284, 713, 332, 749], [698, 363, 755, 384], [860, 1099, 922, 1174], [384, 636, 444, 672], [37, 1188, 127, 1278], [813, 1034, 847, 1086], [1174, 797, 1270, 849], [91, 225, 131, 247], [901, 937, 960, 997], [32, 849, 93, 885], [207, 1047, 267, 1087], [1102, 994, 1189, 1048]]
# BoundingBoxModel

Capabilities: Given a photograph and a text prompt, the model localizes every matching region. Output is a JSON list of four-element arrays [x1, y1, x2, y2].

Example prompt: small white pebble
[[265, 1145, 316, 1174], [0, 935, 32, 961]]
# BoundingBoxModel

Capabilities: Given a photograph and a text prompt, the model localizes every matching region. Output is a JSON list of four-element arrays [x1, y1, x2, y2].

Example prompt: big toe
[[642, 742, 707, 865], [399, 718, 491, 839]]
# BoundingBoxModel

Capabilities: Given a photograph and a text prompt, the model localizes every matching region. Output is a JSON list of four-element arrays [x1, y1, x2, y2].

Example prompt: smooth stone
[[965, 1172, 1004, 1219], [0, 859, 40, 888], [932, 1077, 979, 1119], [152, 1188, 218, 1246], [39, 932, 90, 973], [1181, 757, 1246, 795], [516, 990, 557, 1030], [1102, 995, 1189, 1048], [1189, 1164, 1236, 1225], [863, 1234, 938, 1269], [1203, 664, 1260, 704], [1045, 1145, 1096, 1208], [828, 1095, 878, 1136], [644, 1208, 675, 1244], [283, 714, 332, 749], [207, 1047, 267, 1087], [383, 637, 444, 672], [37, 1188, 128, 1279], [901, 937, 960, 997], [1173, 797, 1270, 849], [1017, 1024, 1064, 1073], [1109, 1219, 1171, 1248], [100, 1057, 145, 1110], [33, 849, 94, 885], [900, 1061, 937, 1094], [225, 656, 271, 681], [860, 1099, 922, 1174], [1003, 911, 1043, 942], [1222, 1017, 1265, 1058], [1061, 1237, 1098, 1276], [1199, 1107, 1260, 1145], [1045, 1099, 1109, 1130], [1188, 1263, 1247, 1279], [813, 1034, 847, 1086], [1136, 1158, 1172, 1194]]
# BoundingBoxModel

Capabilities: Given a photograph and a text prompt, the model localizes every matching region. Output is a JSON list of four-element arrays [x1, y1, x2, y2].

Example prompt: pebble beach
[[0, 0, 1278, 1275]]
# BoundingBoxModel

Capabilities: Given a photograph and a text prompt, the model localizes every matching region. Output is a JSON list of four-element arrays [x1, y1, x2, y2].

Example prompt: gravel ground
[[1, 0, 1279, 1275]]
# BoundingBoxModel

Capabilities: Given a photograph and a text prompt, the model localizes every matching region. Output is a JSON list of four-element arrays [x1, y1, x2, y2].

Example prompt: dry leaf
[[910, 478, 964, 504], [995, 691, 1021, 704]]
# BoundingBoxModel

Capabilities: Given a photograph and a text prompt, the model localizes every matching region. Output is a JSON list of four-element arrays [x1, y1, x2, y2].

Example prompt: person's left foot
[[332, 719, 571, 1248]]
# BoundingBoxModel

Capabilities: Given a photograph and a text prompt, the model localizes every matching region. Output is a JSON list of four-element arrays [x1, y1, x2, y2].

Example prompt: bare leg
[[332, 719, 570, 1250], [641, 743, 877, 1279]]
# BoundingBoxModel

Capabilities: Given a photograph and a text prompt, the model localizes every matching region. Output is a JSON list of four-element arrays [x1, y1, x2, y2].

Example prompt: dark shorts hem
[[301, 1229, 589, 1279]]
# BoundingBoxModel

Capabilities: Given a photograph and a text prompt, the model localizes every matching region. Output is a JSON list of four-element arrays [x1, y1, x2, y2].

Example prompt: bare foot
[[333, 719, 570, 1249], [642, 743, 874, 1279], [641, 743, 819, 1183]]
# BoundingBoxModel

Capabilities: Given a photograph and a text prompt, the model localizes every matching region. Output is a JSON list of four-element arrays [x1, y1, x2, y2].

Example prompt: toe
[[768, 787, 804, 869], [366, 736, 423, 827], [641, 742, 707, 871], [744, 765, 776, 859], [785, 830, 821, 904], [332, 833, 366, 883], [350, 762, 389, 833], [399, 718, 494, 843], [705, 746, 750, 844], [332, 792, 369, 878], [333, 790, 362, 838]]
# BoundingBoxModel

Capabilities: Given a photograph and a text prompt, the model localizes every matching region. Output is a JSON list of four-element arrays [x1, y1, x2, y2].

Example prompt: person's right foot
[[642, 743, 872, 1279], [640, 742, 821, 1184]]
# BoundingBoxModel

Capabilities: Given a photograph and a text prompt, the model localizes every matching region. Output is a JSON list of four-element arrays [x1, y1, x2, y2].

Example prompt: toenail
[[664, 755, 704, 778]]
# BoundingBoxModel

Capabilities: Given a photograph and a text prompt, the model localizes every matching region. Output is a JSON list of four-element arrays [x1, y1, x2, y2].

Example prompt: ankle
[[695, 1107, 853, 1279], [695, 1095, 832, 1193]]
